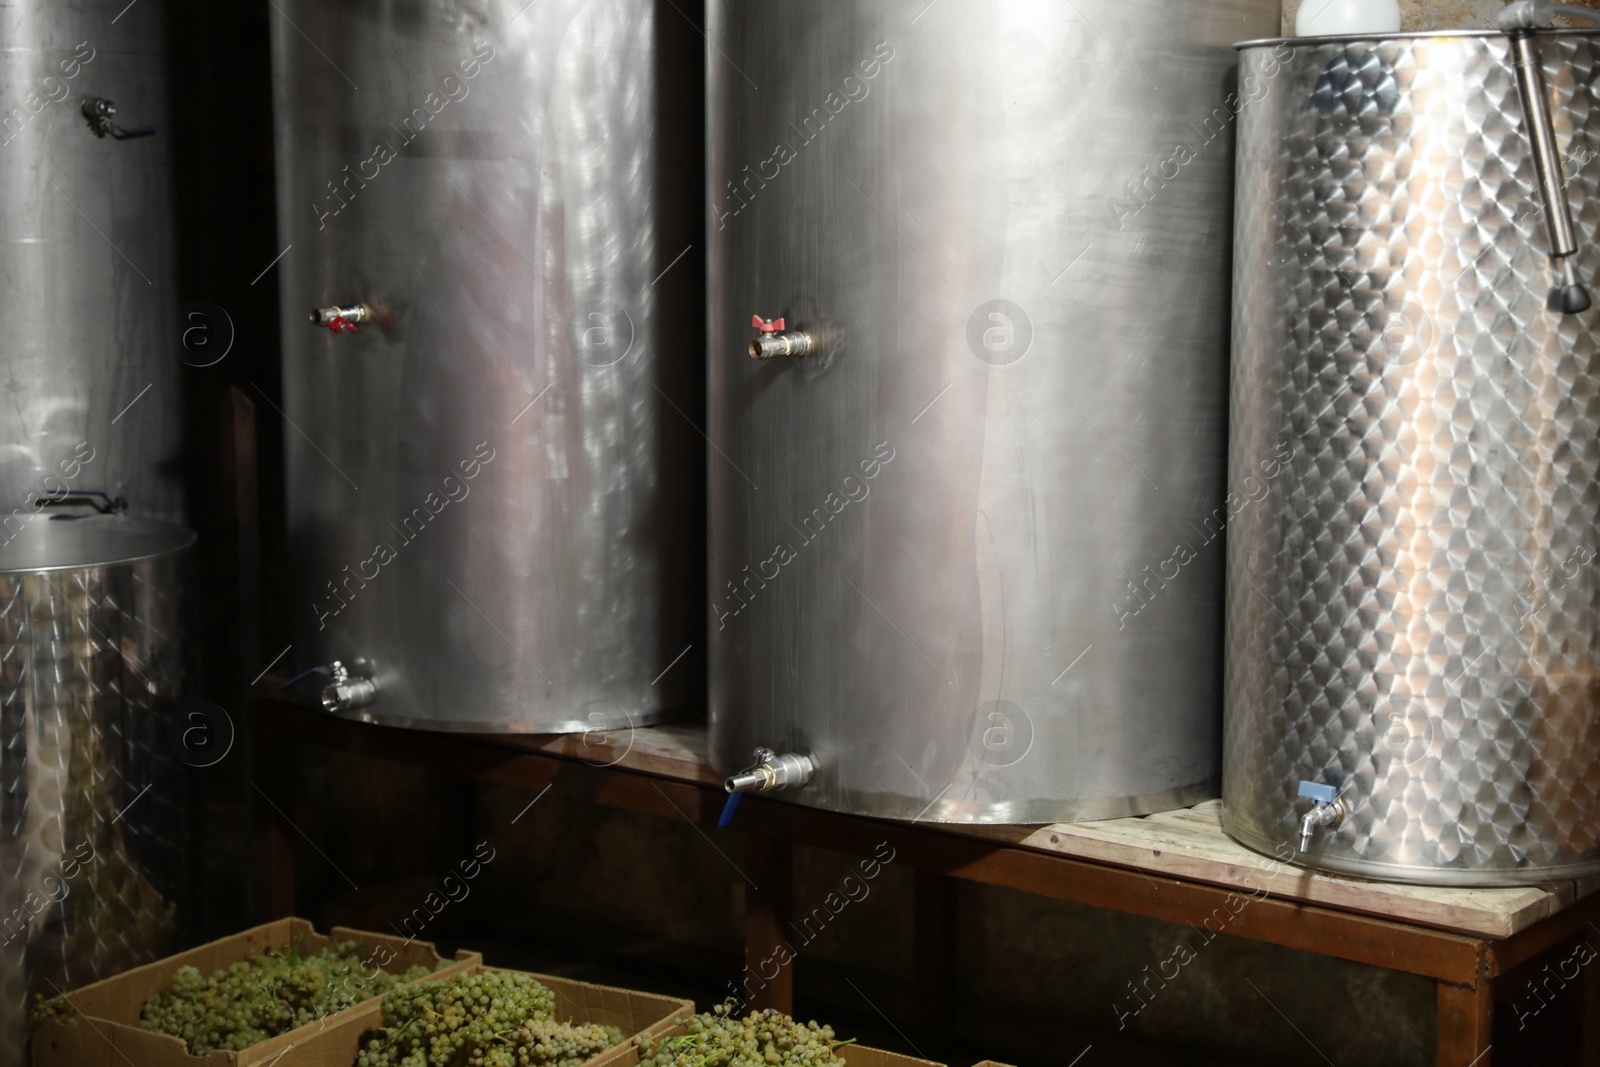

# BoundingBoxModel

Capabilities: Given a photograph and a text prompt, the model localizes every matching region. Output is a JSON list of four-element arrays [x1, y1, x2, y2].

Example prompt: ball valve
[[309, 303, 374, 334], [321, 660, 377, 713], [724, 747, 815, 794], [747, 315, 814, 360]]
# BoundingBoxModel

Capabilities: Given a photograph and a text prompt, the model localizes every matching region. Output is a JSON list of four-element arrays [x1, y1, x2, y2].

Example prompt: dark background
[[166, 0, 290, 940]]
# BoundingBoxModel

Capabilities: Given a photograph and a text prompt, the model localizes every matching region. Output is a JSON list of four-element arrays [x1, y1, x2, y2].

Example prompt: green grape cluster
[[139, 940, 432, 1054], [634, 1001, 852, 1067], [356, 970, 624, 1067], [31, 992, 81, 1027]]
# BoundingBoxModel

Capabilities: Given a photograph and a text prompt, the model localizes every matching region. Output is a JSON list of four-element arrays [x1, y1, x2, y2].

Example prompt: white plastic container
[[1295, 0, 1402, 35]]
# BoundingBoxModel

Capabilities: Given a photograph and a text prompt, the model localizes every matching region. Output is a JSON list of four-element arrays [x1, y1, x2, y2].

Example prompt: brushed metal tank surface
[[0, 0, 182, 522], [708, 0, 1281, 823], [0, 517, 194, 1062], [271, 0, 702, 732], [1225, 31, 1600, 884]]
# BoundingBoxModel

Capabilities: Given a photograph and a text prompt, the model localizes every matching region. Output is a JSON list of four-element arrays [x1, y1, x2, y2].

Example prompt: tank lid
[[0, 515, 195, 573], [1235, 27, 1599, 49]]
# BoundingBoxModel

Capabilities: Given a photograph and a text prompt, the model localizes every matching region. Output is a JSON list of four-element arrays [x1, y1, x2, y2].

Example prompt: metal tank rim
[[1235, 27, 1600, 49], [750, 777, 1221, 826], [0, 516, 196, 575], [320, 705, 696, 736], [1223, 819, 1600, 887]]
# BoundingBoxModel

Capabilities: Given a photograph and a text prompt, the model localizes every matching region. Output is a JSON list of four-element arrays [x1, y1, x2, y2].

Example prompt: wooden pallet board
[[255, 693, 1595, 944], [456, 726, 1600, 939], [1012, 799, 1594, 939], [491, 721, 722, 786]]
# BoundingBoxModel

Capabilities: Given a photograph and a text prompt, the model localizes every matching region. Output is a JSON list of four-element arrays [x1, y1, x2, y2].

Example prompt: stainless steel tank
[[708, 0, 1280, 823], [270, 0, 702, 732], [0, 516, 195, 1062], [1225, 30, 1600, 884], [0, 0, 182, 523]]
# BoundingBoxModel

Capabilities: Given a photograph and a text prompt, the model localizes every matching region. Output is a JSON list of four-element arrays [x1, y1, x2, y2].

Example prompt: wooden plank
[[250, 724, 298, 921], [249, 699, 1586, 971], [1489, 891, 1600, 975], [1436, 976, 1492, 1067], [1584, 931, 1600, 1067], [256, 676, 720, 785], [730, 795, 1489, 984], [1013, 805, 1564, 939], [743, 836, 794, 1013], [428, 772, 477, 873], [493, 722, 722, 787], [1143, 798, 1223, 828], [914, 871, 958, 1040]]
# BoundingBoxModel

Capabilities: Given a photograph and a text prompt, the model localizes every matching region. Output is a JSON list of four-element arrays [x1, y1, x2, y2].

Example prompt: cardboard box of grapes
[[32, 917, 480, 1067], [336, 963, 696, 1066], [592, 1013, 946, 1067]]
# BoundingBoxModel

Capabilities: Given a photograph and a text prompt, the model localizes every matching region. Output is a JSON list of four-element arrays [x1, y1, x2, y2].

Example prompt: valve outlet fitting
[[725, 747, 815, 794], [321, 660, 377, 713]]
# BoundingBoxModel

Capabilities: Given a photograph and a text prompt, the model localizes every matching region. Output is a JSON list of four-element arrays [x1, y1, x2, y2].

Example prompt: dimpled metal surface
[[0, 518, 193, 1062], [1225, 31, 1600, 884]]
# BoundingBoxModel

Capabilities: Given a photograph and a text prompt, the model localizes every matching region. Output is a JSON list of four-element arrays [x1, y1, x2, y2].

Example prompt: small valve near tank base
[[321, 660, 377, 713], [1296, 780, 1345, 852], [725, 747, 815, 794]]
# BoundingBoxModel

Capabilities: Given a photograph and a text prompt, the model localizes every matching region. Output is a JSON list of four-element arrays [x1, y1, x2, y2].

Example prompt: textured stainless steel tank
[[1224, 31, 1600, 884], [708, 0, 1280, 823], [271, 0, 701, 732], [0, 0, 182, 522], [0, 517, 194, 1062]]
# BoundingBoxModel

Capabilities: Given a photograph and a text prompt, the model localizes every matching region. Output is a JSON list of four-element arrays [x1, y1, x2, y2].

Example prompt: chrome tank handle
[[1501, 1, 1595, 313]]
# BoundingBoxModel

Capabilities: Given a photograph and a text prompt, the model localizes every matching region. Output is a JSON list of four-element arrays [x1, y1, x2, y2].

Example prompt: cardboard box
[[518, 969, 695, 1052], [329, 964, 695, 1066], [32, 917, 479, 1067], [841, 1047, 946, 1067], [593, 1017, 945, 1067], [233, 962, 692, 1067]]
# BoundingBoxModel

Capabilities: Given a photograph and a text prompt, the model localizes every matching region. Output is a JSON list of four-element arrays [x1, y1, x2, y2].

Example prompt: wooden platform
[[251, 699, 1600, 1067], [494, 720, 1597, 940]]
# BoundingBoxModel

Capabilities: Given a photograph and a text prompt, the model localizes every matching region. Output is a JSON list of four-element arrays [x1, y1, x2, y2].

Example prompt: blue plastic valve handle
[[1297, 780, 1337, 804], [717, 792, 742, 828]]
